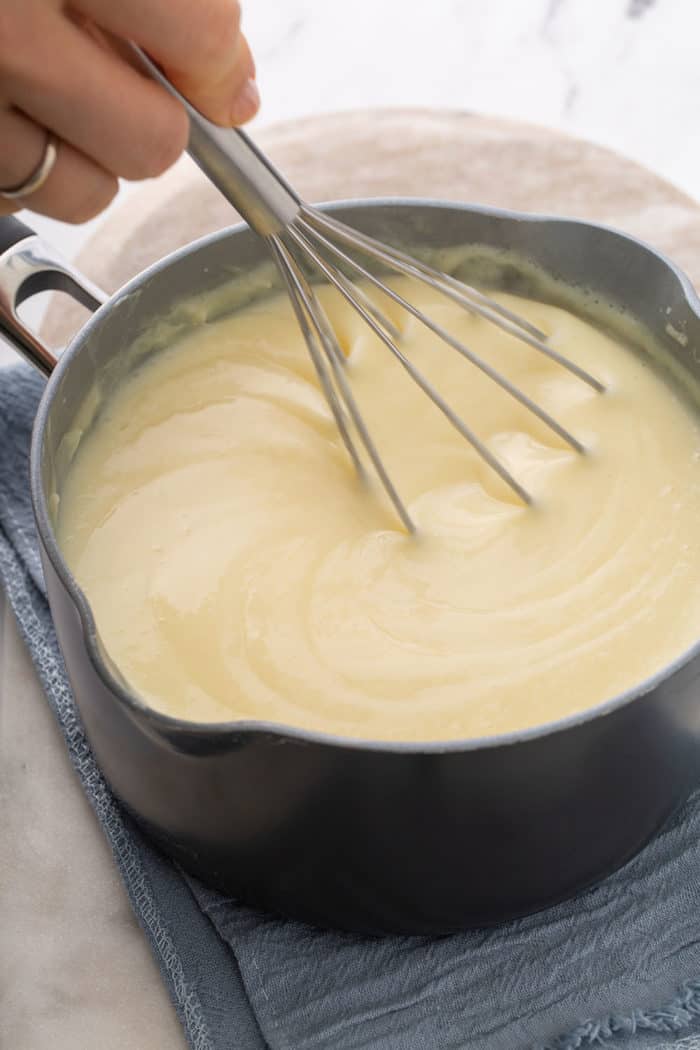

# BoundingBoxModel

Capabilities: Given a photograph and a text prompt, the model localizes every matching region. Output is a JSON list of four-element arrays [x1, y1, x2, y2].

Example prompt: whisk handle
[[132, 48, 301, 237]]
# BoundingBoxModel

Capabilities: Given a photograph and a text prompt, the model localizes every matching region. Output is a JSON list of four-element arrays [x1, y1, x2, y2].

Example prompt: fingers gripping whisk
[[268, 205, 605, 533]]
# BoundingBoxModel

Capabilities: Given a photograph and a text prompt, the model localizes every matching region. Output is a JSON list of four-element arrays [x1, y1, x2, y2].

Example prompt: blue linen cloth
[[2, 362, 700, 1050]]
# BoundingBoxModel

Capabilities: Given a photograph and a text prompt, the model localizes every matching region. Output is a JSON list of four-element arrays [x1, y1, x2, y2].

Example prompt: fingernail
[[230, 78, 260, 125]]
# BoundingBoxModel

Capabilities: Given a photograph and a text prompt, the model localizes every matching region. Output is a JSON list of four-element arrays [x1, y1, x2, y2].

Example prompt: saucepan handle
[[0, 215, 107, 377]]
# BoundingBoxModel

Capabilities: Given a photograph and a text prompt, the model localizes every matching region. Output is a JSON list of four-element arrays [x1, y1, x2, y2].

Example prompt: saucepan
[[1, 201, 699, 935]]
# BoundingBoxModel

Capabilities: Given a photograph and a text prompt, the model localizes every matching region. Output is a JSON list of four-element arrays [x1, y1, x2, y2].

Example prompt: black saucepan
[[1, 201, 699, 935]]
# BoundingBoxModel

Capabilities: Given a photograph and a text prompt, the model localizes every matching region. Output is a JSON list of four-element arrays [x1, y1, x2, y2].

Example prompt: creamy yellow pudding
[[56, 279, 700, 740]]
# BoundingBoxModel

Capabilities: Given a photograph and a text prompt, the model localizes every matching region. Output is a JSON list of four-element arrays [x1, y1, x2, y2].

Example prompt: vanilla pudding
[[55, 279, 700, 740]]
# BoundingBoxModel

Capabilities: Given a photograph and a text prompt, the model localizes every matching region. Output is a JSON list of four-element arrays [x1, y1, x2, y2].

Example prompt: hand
[[0, 0, 259, 221]]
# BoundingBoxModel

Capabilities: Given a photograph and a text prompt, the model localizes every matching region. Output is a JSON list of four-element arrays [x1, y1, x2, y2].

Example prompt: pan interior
[[41, 210, 700, 743]]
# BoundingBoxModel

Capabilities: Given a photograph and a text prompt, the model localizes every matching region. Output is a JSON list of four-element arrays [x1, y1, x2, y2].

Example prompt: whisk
[[137, 52, 604, 533]]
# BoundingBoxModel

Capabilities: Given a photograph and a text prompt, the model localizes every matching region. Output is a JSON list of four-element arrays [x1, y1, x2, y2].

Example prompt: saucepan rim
[[29, 196, 700, 754]]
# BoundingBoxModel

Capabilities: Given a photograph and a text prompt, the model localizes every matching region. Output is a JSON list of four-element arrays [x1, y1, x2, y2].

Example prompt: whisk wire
[[269, 238, 362, 476], [287, 225, 533, 507], [291, 221, 585, 456], [303, 207, 545, 338], [318, 259, 403, 344], [301, 207, 605, 394], [271, 236, 417, 532]]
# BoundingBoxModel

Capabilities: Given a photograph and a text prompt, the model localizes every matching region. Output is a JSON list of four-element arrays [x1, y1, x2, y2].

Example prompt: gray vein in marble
[[564, 83, 579, 116], [541, 0, 568, 32], [539, 0, 579, 119], [628, 0, 657, 18], [284, 16, 306, 43], [255, 2, 312, 63]]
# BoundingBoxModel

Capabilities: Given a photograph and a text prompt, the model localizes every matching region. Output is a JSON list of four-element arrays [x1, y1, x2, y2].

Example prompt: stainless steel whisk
[[138, 52, 604, 533]]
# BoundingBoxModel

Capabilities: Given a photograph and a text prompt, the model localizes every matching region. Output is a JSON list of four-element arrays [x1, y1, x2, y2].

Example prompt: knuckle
[[138, 102, 189, 179], [196, 0, 242, 68]]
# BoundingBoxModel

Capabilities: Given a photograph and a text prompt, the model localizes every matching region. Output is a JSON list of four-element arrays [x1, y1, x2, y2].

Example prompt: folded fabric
[[2, 362, 700, 1050]]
